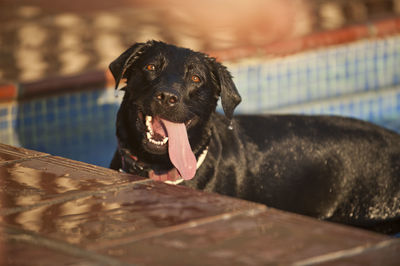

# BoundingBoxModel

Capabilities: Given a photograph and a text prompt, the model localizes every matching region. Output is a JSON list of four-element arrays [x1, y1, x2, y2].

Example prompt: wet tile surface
[[0, 143, 48, 163], [97, 209, 391, 266], [1, 181, 264, 248], [0, 237, 97, 266], [0, 155, 146, 212], [318, 239, 400, 266], [0, 143, 399, 265], [0, 226, 120, 266]]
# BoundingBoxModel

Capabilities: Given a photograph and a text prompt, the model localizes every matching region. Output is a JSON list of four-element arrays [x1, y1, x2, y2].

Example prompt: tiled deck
[[0, 143, 399, 265]]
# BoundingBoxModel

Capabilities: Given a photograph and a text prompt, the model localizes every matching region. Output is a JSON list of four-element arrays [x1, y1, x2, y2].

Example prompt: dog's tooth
[[147, 135, 168, 146], [149, 138, 159, 145], [146, 123, 168, 146], [145, 116, 154, 134], [162, 137, 168, 144]]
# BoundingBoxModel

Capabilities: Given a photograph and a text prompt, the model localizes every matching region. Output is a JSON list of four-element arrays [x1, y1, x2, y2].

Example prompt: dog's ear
[[213, 62, 242, 120], [109, 41, 153, 90]]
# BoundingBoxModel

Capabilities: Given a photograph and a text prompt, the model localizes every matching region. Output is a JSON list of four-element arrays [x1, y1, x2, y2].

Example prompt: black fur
[[110, 41, 400, 234]]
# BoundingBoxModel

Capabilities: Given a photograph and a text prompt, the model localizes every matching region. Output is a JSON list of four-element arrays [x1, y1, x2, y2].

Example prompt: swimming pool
[[1, 35, 400, 168], [0, 87, 122, 167]]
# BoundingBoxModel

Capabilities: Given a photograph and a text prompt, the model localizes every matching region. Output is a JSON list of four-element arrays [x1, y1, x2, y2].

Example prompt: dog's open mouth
[[145, 115, 169, 146], [140, 113, 197, 181]]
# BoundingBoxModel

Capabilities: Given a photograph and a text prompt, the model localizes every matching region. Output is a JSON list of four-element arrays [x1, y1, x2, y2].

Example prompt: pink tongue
[[161, 119, 197, 180]]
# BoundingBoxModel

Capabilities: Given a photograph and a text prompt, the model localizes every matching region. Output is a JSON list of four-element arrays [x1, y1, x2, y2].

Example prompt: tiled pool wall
[[1, 34, 400, 167], [229, 35, 400, 131], [0, 90, 122, 167]]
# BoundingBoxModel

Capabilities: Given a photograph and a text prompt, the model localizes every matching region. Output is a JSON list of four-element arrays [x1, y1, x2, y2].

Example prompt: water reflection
[[0, 161, 133, 210], [1, 169, 256, 246], [0, 162, 125, 244], [1, 163, 78, 205]]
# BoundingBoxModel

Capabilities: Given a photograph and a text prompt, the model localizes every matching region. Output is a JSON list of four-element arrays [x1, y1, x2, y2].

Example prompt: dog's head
[[110, 41, 241, 181]]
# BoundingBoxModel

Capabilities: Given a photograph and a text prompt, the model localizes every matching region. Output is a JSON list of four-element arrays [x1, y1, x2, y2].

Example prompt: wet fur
[[110, 41, 400, 234]]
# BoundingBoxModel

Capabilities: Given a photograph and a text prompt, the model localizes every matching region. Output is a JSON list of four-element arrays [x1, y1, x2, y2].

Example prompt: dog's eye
[[191, 75, 201, 83], [146, 64, 156, 71]]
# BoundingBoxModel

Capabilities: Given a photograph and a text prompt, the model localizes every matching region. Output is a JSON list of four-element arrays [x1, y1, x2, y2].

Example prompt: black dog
[[110, 41, 400, 234]]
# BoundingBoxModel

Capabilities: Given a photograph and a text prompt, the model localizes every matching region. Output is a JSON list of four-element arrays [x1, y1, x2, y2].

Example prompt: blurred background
[[1, 0, 400, 82], [0, 0, 400, 166]]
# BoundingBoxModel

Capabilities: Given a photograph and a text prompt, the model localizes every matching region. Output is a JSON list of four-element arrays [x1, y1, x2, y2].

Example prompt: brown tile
[[1, 181, 264, 248], [0, 155, 146, 212], [98, 208, 388, 266], [0, 143, 48, 163], [20, 70, 107, 100], [0, 152, 22, 163], [0, 238, 95, 266], [0, 227, 121, 266], [375, 18, 400, 37], [0, 84, 17, 102], [316, 239, 400, 266]]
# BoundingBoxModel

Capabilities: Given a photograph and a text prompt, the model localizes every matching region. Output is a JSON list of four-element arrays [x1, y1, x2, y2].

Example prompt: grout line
[[40, 156, 122, 176], [293, 238, 400, 266], [0, 151, 147, 180], [5, 226, 131, 266], [88, 205, 268, 251], [0, 154, 51, 166], [0, 145, 48, 157], [0, 178, 153, 216]]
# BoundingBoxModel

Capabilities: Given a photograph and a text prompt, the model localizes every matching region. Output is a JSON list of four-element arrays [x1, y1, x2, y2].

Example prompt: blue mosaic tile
[[34, 123, 45, 136], [0, 121, 8, 129], [0, 108, 7, 117], [90, 104, 99, 113], [46, 112, 56, 124], [46, 99, 56, 112], [91, 89, 102, 100], [23, 116, 33, 127], [34, 100, 43, 114], [232, 35, 400, 113], [57, 96, 67, 108], [33, 114, 45, 126], [68, 107, 79, 118], [80, 92, 89, 104], [21, 102, 32, 114], [69, 94, 79, 106]]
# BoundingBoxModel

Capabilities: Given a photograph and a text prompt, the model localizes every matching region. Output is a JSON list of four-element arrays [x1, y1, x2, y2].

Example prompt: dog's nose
[[154, 91, 180, 107]]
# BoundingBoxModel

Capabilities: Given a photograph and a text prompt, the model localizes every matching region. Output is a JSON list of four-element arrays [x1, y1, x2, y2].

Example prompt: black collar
[[118, 145, 151, 176]]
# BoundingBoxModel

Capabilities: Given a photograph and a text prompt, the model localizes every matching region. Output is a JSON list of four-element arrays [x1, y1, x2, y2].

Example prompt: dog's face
[[110, 41, 241, 181]]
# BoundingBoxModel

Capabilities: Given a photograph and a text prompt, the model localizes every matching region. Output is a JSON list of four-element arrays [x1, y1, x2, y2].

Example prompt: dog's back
[[204, 114, 400, 233]]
